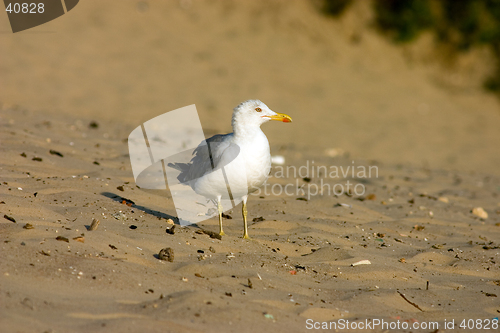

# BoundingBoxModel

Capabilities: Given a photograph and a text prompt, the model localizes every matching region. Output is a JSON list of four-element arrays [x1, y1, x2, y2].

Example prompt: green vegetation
[[323, 0, 500, 93], [322, 0, 352, 16], [374, 0, 434, 42]]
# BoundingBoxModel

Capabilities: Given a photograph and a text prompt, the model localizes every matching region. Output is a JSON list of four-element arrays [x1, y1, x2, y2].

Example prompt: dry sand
[[1, 1, 500, 332]]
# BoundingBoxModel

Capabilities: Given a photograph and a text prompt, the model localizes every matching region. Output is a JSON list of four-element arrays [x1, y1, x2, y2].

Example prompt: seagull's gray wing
[[168, 133, 239, 185]]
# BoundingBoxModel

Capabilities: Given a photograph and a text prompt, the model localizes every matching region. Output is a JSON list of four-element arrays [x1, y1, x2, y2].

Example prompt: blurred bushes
[[374, 0, 434, 42], [322, 0, 353, 16], [323, 0, 500, 92]]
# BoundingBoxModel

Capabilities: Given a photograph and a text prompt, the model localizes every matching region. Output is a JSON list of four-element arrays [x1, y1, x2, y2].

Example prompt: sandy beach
[[1, 1, 500, 332]]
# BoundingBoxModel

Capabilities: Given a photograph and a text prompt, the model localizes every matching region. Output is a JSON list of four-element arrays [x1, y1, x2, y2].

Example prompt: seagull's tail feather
[[167, 162, 192, 183], [167, 162, 184, 172]]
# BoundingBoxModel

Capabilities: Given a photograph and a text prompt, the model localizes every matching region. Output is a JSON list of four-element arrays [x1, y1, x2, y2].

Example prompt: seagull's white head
[[231, 100, 292, 133]]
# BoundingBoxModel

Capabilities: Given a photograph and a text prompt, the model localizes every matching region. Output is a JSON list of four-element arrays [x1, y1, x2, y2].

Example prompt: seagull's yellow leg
[[242, 196, 250, 239], [218, 196, 225, 236]]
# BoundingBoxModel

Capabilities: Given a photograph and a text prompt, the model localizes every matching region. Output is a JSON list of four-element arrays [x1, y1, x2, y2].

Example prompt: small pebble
[[49, 149, 64, 157], [56, 236, 69, 243], [271, 155, 285, 165], [88, 218, 100, 231], [438, 197, 449, 203], [112, 212, 126, 220], [3, 214, 16, 223], [351, 259, 371, 266], [366, 194, 376, 200], [337, 203, 352, 208], [472, 207, 488, 219], [324, 148, 344, 158], [158, 247, 174, 262], [166, 225, 176, 235]]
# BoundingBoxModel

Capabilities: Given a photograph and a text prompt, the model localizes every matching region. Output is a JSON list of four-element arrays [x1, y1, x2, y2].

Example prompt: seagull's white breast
[[193, 131, 271, 200]]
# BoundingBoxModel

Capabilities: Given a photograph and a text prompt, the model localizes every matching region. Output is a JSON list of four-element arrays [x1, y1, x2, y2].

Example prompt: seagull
[[168, 100, 292, 238]]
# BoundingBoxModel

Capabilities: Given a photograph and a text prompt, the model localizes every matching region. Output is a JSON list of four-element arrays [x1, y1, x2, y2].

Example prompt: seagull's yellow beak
[[264, 113, 292, 123]]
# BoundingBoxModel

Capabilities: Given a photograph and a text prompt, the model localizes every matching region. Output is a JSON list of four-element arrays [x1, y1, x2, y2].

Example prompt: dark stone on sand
[[49, 150, 64, 157], [200, 229, 221, 240], [158, 247, 174, 262], [56, 236, 69, 243], [166, 225, 176, 234], [88, 218, 100, 231], [4, 214, 16, 223]]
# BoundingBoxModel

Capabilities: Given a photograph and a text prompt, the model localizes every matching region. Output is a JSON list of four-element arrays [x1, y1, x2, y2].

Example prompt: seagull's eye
[[255, 107, 262, 112]]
